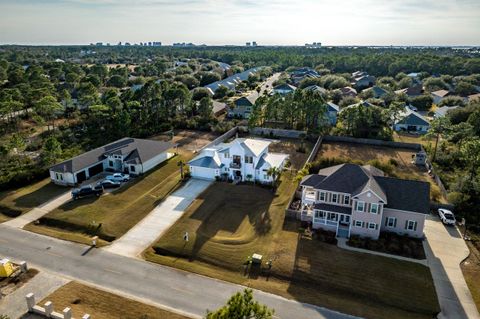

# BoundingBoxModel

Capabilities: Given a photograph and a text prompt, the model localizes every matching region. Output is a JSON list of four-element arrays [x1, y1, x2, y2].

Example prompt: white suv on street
[[438, 208, 456, 225]]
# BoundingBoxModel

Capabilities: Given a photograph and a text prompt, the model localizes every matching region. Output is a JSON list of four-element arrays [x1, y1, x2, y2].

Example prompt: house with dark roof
[[367, 86, 389, 98], [300, 164, 430, 239], [394, 84, 423, 97], [351, 71, 376, 89], [393, 107, 430, 133], [50, 138, 174, 186], [227, 95, 258, 119], [272, 83, 297, 95], [188, 138, 288, 183], [339, 86, 358, 98]]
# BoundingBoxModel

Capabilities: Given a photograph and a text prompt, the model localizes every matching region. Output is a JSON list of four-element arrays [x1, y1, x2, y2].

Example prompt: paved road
[[3, 191, 72, 229], [0, 270, 70, 319], [0, 226, 357, 319], [105, 179, 213, 258], [424, 215, 480, 319]]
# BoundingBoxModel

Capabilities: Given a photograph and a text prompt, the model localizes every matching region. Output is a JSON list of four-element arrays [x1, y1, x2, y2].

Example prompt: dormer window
[[344, 195, 350, 205]]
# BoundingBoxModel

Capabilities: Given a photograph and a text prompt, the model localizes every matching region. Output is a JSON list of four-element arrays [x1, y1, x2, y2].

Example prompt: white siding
[[190, 166, 218, 180], [142, 151, 172, 173]]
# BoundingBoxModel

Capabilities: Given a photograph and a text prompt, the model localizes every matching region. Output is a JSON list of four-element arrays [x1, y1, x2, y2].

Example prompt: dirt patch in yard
[[0, 269, 39, 297], [315, 141, 445, 202], [38, 281, 191, 319], [152, 129, 220, 152]]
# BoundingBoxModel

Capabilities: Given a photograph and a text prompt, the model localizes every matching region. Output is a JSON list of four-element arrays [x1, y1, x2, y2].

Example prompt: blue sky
[[1, 0, 479, 45]]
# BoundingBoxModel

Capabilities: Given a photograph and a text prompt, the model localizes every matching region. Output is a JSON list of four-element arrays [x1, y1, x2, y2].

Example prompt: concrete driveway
[[104, 179, 212, 257], [3, 191, 71, 229], [424, 214, 480, 319]]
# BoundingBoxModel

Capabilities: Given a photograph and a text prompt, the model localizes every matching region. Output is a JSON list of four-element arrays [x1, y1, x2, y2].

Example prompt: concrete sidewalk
[[104, 179, 212, 257], [424, 215, 480, 319], [0, 270, 70, 319], [3, 191, 71, 229]]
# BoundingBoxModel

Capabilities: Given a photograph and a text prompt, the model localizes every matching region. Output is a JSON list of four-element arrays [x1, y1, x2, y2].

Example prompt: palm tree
[[266, 166, 280, 191]]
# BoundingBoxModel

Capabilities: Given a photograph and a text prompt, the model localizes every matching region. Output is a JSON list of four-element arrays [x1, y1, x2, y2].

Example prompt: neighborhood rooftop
[[51, 138, 173, 173]]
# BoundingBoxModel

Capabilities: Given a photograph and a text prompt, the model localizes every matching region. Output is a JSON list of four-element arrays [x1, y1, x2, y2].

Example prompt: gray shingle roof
[[50, 138, 173, 173], [188, 157, 223, 169], [374, 176, 430, 214], [301, 163, 430, 214]]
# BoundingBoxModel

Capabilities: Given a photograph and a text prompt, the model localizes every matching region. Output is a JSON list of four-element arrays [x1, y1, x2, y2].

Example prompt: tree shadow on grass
[[13, 182, 66, 210], [188, 183, 274, 261]]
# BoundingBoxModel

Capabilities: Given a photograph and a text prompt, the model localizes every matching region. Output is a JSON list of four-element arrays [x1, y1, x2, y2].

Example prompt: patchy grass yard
[[315, 141, 446, 202], [0, 178, 66, 222], [146, 172, 439, 319], [462, 240, 480, 313], [393, 132, 435, 148], [267, 138, 313, 170], [39, 281, 191, 319], [25, 151, 193, 245]]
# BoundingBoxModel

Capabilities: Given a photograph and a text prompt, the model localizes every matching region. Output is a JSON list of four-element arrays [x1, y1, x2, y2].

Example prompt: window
[[314, 211, 325, 219], [319, 192, 326, 201], [332, 194, 338, 203], [368, 222, 376, 230], [130, 165, 136, 172], [327, 213, 337, 221], [386, 217, 397, 228], [344, 195, 350, 205], [354, 220, 363, 228], [263, 175, 268, 180], [356, 201, 365, 212], [224, 152, 230, 158], [405, 220, 418, 231], [370, 203, 378, 214], [245, 156, 253, 164], [109, 160, 114, 167]]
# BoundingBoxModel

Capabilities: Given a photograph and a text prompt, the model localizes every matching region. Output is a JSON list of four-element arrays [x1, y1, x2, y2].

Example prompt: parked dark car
[[71, 185, 103, 200], [96, 179, 121, 189]]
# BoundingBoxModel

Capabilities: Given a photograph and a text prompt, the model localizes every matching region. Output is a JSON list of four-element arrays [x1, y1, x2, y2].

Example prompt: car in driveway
[[71, 185, 103, 200], [438, 208, 456, 225], [96, 179, 121, 189], [106, 173, 130, 183]]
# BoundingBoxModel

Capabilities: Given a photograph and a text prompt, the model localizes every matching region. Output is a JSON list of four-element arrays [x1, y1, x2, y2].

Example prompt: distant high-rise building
[[252, 41, 257, 46], [117, 41, 122, 46], [152, 42, 162, 46], [246, 42, 251, 46], [95, 42, 103, 46]]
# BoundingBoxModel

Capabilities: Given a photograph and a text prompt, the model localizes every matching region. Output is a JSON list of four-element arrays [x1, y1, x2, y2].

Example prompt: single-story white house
[[188, 138, 288, 184], [50, 138, 174, 186]]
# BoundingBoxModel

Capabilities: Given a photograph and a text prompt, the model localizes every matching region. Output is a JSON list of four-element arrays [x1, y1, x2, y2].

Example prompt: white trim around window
[[405, 220, 418, 231], [368, 222, 377, 230], [344, 195, 350, 205], [370, 203, 378, 214], [386, 217, 397, 228], [356, 201, 365, 212], [331, 193, 338, 203], [354, 220, 363, 228], [319, 191, 326, 202]]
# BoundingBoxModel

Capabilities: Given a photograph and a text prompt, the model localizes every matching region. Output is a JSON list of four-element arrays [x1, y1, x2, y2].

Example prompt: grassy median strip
[[41, 281, 191, 319], [25, 151, 193, 245], [0, 178, 66, 222], [146, 172, 439, 319]]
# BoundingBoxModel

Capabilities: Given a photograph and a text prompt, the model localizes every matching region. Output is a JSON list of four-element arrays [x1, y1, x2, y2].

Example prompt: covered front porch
[[301, 205, 351, 238]]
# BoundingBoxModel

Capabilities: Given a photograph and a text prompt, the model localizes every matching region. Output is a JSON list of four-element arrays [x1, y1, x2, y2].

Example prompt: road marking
[[46, 251, 62, 257], [104, 268, 122, 275]]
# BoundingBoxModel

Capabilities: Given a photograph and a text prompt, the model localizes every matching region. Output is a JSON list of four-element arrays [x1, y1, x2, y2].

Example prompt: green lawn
[[0, 178, 66, 222], [25, 151, 193, 245], [146, 173, 439, 319]]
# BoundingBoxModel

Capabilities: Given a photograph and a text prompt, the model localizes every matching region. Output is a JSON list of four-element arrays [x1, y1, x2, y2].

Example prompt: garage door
[[190, 166, 216, 180], [76, 170, 87, 183], [88, 162, 104, 177]]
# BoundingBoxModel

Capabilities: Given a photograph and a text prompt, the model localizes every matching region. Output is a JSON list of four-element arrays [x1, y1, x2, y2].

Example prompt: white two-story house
[[300, 163, 430, 239], [188, 138, 289, 184]]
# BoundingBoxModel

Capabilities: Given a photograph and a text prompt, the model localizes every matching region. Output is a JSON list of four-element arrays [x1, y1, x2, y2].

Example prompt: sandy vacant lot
[[152, 129, 220, 152]]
